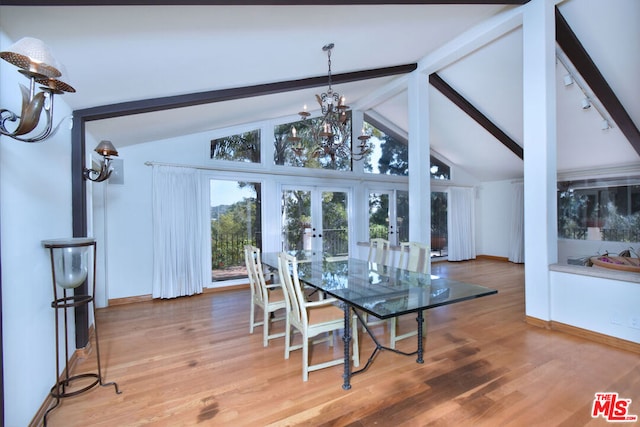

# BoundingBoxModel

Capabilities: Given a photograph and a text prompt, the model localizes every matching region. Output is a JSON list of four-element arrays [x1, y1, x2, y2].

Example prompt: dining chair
[[277, 252, 359, 381], [363, 238, 393, 330], [244, 245, 286, 347], [367, 238, 391, 266], [390, 241, 430, 348]]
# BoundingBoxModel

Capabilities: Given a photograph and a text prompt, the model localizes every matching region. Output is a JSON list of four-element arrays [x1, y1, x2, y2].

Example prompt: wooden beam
[[76, 64, 417, 121], [429, 73, 524, 159], [556, 7, 640, 157]]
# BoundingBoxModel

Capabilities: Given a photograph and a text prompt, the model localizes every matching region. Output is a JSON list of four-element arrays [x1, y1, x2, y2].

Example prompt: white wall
[[550, 271, 640, 343], [1, 31, 76, 427], [476, 180, 514, 258], [102, 130, 215, 300]]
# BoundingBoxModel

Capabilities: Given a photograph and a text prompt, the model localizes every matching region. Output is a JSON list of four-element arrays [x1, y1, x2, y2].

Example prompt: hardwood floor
[[41, 260, 640, 426]]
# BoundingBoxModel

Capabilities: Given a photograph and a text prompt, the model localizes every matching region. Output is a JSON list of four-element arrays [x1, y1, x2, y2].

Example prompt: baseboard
[[476, 254, 511, 262], [108, 294, 153, 306], [526, 316, 640, 354], [107, 283, 250, 306]]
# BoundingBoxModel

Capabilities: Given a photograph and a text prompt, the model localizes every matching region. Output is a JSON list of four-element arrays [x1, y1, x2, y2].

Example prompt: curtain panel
[[447, 187, 476, 261], [508, 182, 525, 263], [152, 165, 207, 299]]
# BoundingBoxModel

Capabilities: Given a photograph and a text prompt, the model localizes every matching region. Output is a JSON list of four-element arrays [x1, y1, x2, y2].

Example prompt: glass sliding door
[[210, 179, 262, 282], [282, 186, 349, 257]]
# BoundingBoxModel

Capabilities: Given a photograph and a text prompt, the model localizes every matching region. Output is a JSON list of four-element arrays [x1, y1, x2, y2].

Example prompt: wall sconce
[[83, 140, 119, 182], [0, 37, 75, 143]]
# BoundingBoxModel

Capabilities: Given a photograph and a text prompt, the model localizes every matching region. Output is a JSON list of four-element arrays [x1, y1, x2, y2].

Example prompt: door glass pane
[[282, 189, 312, 251], [431, 191, 448, 258], [210, 180, 261, 282], [397, 190, 409, 244], [369, 192, 389, 239], [322, 191, 349, 257]]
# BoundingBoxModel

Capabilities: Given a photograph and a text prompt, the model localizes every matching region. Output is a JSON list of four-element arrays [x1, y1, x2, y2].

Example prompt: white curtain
[[508, 182, 525, 263], [152, 165, 206, 299], [447, 187, 476, 261]]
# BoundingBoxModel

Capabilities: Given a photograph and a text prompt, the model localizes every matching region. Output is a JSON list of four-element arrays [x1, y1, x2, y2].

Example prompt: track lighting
[[557, 50, 614, 132]]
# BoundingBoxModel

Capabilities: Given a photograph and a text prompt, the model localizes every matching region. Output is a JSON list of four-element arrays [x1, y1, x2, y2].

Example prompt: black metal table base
[[341, 307, 424, 390]]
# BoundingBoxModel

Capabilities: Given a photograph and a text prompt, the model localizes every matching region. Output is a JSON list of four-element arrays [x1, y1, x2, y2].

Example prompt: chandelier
[[288, 43, 372, 164]]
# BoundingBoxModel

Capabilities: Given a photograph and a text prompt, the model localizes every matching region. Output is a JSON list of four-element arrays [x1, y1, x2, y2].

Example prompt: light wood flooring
[[41, 259, 640, 426]]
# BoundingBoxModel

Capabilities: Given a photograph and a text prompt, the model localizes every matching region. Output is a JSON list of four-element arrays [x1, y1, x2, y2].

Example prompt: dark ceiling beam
[[556, 8, 640, 157], [0, 0, 530, 5], [76, 64, 417, 122], [429, 73, 523, 160]]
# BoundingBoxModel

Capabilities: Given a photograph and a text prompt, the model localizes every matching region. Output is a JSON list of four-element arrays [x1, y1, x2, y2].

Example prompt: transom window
[[210, 129, 261, 163]]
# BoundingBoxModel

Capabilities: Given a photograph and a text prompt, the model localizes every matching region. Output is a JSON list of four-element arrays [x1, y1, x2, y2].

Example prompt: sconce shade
[[42, 238, 95, 289], [94, 140, 119, 157], [0, 37, 62, 78]]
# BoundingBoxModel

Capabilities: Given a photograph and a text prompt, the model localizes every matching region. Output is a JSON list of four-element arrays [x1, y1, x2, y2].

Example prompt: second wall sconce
[[83, 140, 119, 182]]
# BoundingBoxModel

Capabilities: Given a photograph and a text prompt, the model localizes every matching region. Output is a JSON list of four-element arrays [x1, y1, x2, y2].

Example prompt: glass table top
[[262, 251, 497, 319]]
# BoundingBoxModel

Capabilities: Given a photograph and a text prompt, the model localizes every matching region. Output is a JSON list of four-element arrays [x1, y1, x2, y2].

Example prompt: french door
[[281, 186, 350, 257], [368, 190, 409, 245]]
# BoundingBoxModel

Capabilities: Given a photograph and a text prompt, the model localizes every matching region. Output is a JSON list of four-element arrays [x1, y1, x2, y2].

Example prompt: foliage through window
[[430, 156, 450, 180], [558, 179, 640, 242], [210, 129, 261, 163], [363, 121, 408, 176], [210, 180, 262, 281]]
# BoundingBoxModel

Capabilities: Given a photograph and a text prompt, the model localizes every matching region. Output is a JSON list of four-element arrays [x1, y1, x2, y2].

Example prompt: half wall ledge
[[550, 263, 640, 284]]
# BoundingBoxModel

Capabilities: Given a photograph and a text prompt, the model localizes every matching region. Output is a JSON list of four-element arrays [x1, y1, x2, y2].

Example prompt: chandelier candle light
[[288, 43, 372, 163]]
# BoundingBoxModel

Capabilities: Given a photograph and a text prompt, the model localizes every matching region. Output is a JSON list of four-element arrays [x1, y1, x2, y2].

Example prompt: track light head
[[563, 74, 573, 86]]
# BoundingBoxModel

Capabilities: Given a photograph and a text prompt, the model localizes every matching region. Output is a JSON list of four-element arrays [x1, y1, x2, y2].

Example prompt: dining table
[[261, 251, 498, 390]]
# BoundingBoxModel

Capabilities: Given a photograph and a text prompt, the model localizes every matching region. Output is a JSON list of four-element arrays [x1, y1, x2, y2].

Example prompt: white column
[[407, 71, 431, 245], [522, 0, 558, 321]]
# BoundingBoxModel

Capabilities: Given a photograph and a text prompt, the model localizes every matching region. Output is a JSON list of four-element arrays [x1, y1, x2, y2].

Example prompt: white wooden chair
[[390, 241, 430, 348], [368, 238, 391, 266], [244, 245, 286, 347], [363, 238, 395, 330], [277, 252, 359, 381]]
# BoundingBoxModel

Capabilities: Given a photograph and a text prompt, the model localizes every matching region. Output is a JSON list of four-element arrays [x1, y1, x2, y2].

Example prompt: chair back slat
[[368, 238, 391, 266], [277, 252, 307, 329], [398, 241, 430, 275], [244, 245, 267, 304]]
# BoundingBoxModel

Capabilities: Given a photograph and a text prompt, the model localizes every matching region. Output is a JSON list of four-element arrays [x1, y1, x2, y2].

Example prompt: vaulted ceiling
[[1, 0, 638, 182]]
